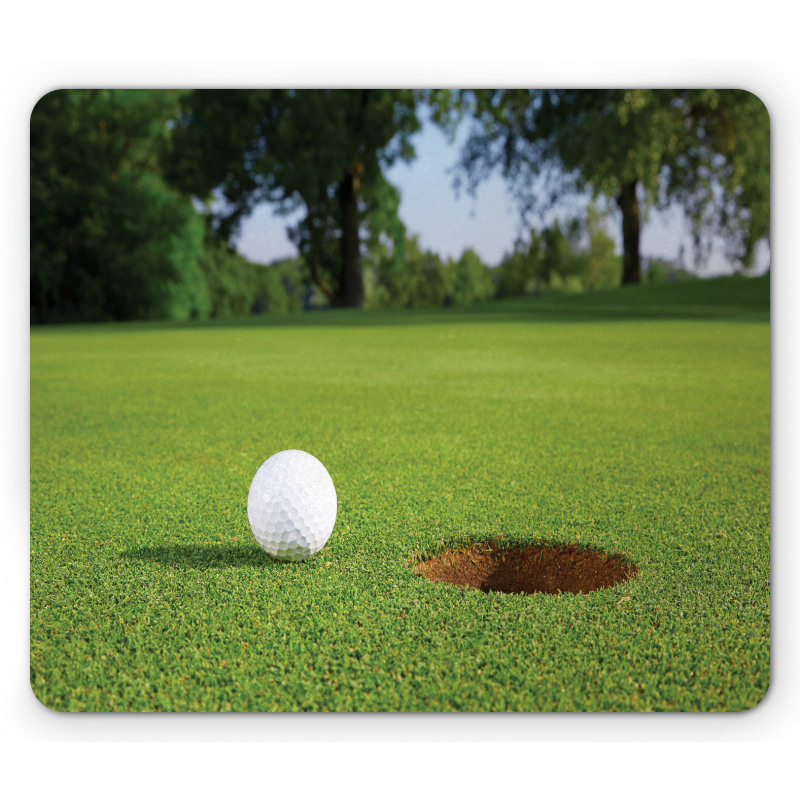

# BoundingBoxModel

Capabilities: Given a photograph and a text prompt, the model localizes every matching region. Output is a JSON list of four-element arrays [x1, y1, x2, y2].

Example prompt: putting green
[[29, 276, 770, 711]]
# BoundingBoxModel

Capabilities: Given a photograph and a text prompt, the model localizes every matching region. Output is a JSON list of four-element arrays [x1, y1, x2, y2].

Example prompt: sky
[[234, 107, 770, 277]]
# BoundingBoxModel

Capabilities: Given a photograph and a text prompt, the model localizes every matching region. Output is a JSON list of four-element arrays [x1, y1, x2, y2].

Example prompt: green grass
[[30, 275, 770, 711]]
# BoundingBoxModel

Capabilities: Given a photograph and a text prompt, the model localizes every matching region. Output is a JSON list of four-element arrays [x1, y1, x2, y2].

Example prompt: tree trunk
[[337, 167, 364, 308], [305, 211, 336, 306], [617, 180, 641, 284]]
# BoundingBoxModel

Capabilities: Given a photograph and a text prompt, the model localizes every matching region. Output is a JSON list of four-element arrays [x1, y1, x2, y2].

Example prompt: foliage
[[495, 230, 545, 299], [643, 257, 700, 284], [196, 244, 312, 317], [370, 235, 447, 308], [363, 174, 408, 283], [645, 258, 669, 284], [541, 219, 585, 280], [251, 258, 309, 314], [33, 89, 758, 323], [662, 90, 770, 268], [30, 89, 331, 323], [452, 90, 770, 280], [365, 237, 495, 309], [583, 205, 622, 290], [163, 90, 422, 307], [495, 206, 621, 297], [197, 240, 260, 318], [448, 248, 495, 305], [30, 89, 210, 323]]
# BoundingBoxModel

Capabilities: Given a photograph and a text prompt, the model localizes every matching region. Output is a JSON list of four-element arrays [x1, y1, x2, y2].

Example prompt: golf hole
[[414, 541, 637, 595]]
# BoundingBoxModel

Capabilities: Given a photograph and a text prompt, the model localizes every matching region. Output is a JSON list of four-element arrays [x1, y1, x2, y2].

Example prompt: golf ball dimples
[[247, 450, 337, 562]]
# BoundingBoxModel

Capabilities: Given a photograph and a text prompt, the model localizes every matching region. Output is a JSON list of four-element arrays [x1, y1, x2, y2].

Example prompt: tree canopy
[[30, 89, 768, 325], [162, 90, 422, 307], [30, 89, 211, 322], [451, 89, 770, 283]]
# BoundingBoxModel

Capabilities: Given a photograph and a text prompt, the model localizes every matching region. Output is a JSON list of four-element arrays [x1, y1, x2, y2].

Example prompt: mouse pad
[[29, 89, 770, 711]]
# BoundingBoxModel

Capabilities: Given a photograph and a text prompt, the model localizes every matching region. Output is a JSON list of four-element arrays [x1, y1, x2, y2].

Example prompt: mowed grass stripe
[[30, 278, 770, 711]]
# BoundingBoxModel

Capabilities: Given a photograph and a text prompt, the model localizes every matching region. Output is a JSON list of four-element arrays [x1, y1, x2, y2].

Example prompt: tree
[[372, 235, 447, 308], [162, 90, 421, 308], [583, 205, 622, 290], [31, 89, 211, 322], [541, 219, 584, 281], [448, 249, 495, 305], [495, 231, 544, 298], [452, 90, 769, 283]]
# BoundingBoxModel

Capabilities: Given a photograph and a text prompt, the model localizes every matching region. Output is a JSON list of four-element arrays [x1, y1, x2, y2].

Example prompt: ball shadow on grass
[[414, 541, 637, 595], [120, 543, 277, 570]]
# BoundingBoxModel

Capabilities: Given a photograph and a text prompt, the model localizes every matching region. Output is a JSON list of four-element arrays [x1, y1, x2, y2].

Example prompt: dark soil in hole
[[415, 541, 637, 595]]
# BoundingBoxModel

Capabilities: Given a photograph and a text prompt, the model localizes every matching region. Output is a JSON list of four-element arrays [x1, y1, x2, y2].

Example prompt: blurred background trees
[[162, 89, 421, 309], [493, 206, 621, 298], [451, 89, 769, 284], [30, 90, 209, 322], [30, 89, 769, 323]]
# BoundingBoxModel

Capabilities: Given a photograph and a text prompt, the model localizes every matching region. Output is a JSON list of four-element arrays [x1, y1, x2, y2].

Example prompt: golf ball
[[247, 450, 337, 562]]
